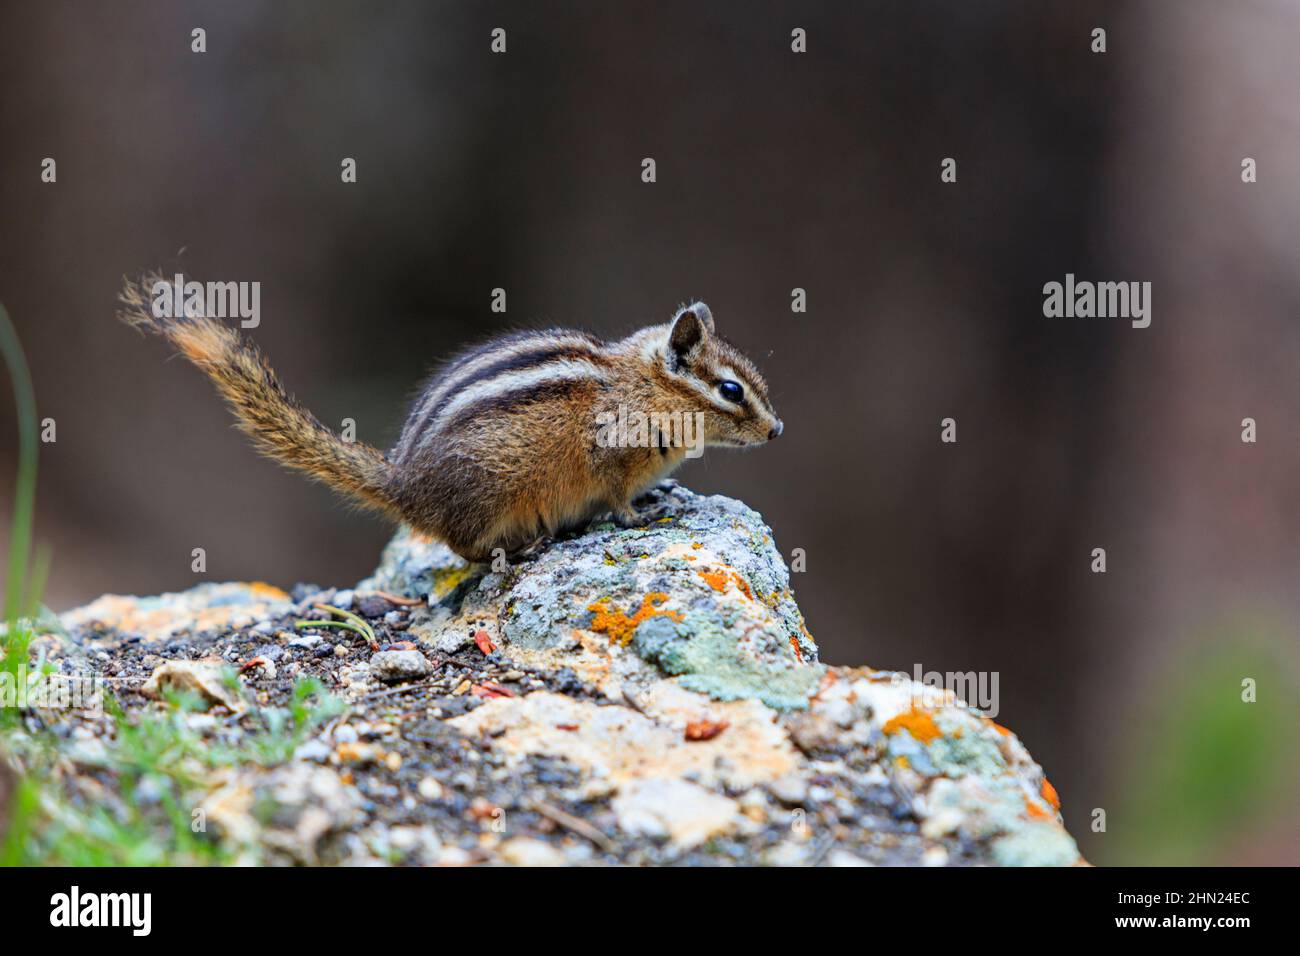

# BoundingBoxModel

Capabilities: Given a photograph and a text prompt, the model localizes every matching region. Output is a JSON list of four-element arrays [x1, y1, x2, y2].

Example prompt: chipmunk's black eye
[[718, 380, 744, 403]]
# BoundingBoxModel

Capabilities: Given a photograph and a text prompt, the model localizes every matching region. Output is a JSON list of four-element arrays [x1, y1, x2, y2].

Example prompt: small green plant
[[296, 602, 377, 647], [3, 677, 345, 865]]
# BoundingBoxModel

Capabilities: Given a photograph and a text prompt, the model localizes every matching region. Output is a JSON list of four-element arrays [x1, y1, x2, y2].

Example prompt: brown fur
[[118, 275, 397, 516], [120, 280, 781, 562]]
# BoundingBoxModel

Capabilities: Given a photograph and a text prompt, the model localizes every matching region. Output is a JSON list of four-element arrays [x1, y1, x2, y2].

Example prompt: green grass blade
[[0, 300, 39, 630]]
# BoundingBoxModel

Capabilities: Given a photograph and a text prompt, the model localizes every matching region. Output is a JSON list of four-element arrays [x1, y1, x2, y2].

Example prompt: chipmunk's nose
[[768, 420, 783, 440]]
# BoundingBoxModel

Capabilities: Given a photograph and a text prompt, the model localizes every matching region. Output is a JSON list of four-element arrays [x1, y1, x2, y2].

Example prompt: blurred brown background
[[3, 0, 1299, 865]]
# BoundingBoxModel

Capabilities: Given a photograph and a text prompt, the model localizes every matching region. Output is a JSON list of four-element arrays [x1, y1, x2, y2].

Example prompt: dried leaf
[[473, 629, 497, 655], [684, 718, 729, 741]]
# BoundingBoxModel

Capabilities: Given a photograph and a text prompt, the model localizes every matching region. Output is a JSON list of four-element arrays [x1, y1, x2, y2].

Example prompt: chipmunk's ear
[[688, 301, 715, 333], [675, 301, 714, 333], [669, 303, 711, 358]]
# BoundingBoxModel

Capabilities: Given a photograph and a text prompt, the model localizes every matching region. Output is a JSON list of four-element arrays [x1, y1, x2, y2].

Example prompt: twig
[[531, 800, 616, 854], [369, 590, 424, 607], [358, 676, 442, 702], [619, 684, 651, 718]]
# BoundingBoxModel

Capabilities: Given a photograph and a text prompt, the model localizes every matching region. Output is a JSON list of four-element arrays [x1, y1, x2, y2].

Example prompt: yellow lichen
[[431, 565, 474, 600], [587, 592, 683, 646]]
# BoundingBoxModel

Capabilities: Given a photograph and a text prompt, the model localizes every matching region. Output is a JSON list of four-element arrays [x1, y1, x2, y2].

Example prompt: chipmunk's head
[[664, 302, 783, 449]]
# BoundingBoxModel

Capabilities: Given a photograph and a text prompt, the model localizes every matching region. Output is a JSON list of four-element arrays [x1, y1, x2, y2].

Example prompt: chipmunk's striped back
[[391, 329, 610, 466]]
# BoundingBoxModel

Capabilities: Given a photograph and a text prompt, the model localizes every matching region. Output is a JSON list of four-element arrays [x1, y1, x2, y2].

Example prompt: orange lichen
[[881, 707, 943, 743], [691, 542, 703, 550], [789, 636, 804, 663], [1041, 778, 1060, 811], [1025, 798, 1053, 821], [986, 719, 1013, 737], [696, 567, 754, 600], [587, 592, 683, 646], [697, 569, 730, 592], [247, 581, 290, 600]]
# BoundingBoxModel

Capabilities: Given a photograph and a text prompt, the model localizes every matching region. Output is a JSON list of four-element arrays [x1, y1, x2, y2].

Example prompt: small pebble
[[499, 837, 566, 867], [355, 594, 394, 617], [295, 739, 331, 763], [334, 725, 359, 744], [370, 649, 431, 683]]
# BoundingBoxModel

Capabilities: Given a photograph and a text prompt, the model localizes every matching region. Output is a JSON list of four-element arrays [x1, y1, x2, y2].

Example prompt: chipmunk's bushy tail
[[118, 273, 399, 516]]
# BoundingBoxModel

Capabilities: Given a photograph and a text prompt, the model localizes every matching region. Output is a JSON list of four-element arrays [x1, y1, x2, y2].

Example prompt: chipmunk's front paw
[[610, 505, 643, 529], [509, 535, 552, 562]]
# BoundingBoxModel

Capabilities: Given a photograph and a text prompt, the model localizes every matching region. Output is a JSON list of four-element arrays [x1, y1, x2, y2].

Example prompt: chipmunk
[[117, 276, 783, 561]]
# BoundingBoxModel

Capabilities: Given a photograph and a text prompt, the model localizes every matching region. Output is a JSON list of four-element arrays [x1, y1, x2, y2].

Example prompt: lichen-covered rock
[[63, 581, 293, 642], [362, 481, 821, 710], [42, 480, 1083, 866]]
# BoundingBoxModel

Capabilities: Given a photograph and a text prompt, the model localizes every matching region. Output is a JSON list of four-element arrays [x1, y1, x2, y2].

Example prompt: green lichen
[[632, 611, 822, 711], [991, 822, 1080, 867], [926, 712, 1011, 778]]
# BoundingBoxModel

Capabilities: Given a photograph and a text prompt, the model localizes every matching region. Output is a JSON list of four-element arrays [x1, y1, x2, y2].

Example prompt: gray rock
[[368, 649, 431, 683]]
